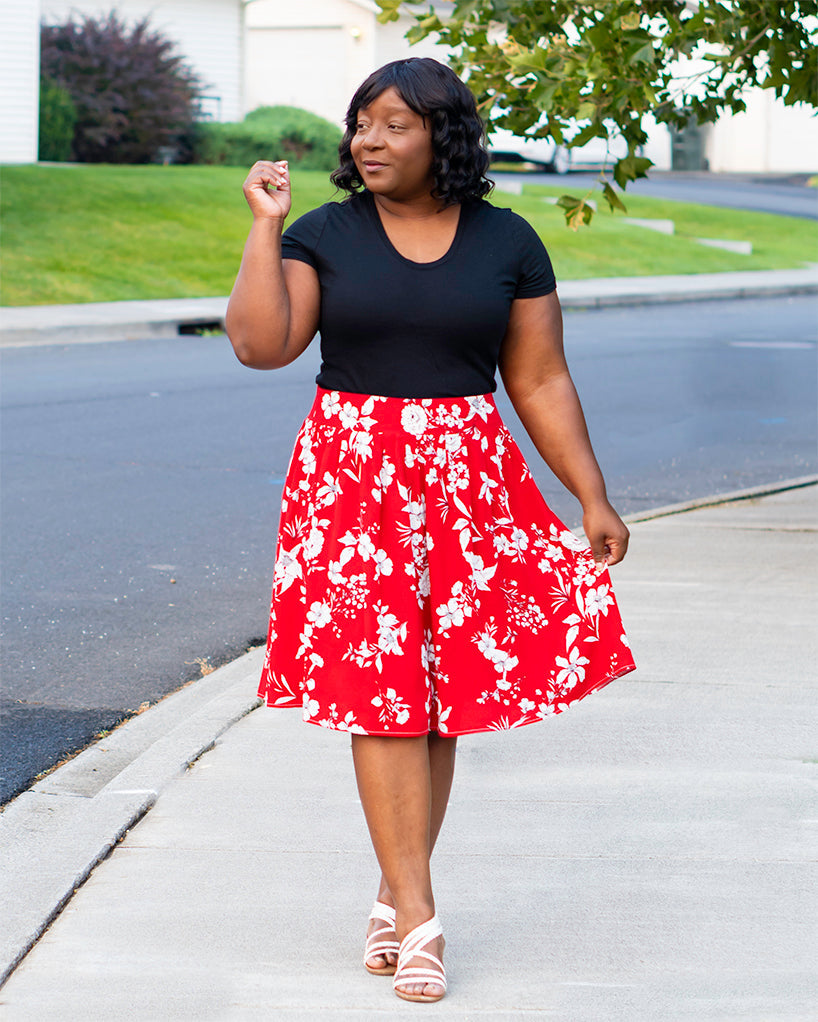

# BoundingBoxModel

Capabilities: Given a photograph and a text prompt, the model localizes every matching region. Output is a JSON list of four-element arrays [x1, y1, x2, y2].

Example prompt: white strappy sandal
[[363, 901, 399, 976], [392, 914, 447, 1003]]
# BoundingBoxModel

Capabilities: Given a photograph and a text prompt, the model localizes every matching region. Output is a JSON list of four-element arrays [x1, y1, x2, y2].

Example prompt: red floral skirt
[[258, 388, 635, 735]]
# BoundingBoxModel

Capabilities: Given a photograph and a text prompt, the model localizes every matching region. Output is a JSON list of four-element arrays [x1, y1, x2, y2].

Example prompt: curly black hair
[[330, 58, 493, 207]]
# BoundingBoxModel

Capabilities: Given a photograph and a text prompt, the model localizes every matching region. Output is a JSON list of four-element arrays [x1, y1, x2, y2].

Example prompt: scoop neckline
[[363, 190, 469, 269]]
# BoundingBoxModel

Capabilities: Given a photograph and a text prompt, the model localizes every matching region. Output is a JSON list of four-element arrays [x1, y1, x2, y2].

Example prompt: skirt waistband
[[309, 386, 499, 435]]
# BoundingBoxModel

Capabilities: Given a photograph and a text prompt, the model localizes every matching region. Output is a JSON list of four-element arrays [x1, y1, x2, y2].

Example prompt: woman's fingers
[[242, 160, 291, 219], [245, 160, 289, 187], [599, 531, 629, 567], [583, 505, 629, 567]]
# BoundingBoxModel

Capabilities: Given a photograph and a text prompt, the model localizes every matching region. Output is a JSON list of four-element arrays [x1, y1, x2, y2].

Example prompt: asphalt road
[[490, 170, 818, 220], [2, 295, 816, 802]]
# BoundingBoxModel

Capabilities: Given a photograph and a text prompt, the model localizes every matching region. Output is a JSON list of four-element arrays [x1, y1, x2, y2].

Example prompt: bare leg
[[428, 731, 458, 850], [353, 732, 456, 997], [375, 731, 457, 892]]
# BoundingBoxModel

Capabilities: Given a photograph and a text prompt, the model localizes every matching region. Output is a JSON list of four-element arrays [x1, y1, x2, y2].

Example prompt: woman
[[226, 57, 635, 1004]]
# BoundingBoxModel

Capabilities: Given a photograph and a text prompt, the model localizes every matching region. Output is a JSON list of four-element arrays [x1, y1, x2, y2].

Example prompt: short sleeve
[[280, 205, 330, 268], [510, 213, 557, 299]]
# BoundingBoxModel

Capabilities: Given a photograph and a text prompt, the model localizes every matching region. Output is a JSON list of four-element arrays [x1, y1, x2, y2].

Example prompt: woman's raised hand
[[242, 160, 291, 222]]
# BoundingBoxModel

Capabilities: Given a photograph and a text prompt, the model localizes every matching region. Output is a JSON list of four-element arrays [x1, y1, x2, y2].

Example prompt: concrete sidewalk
[[1, 484, 816, 1019], [2, 266, 817, 346]]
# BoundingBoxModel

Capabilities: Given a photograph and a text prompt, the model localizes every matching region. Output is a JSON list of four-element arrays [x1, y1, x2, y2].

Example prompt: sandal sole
[[365, 963, 397, 976]]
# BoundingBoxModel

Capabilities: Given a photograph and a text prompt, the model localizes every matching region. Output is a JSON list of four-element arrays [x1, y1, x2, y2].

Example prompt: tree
[[40, 12, 201, 164], [376, 1, 818, 227]]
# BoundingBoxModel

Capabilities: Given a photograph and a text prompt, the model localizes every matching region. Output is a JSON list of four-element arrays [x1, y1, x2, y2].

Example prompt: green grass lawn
[[1, 164, 816, 305]]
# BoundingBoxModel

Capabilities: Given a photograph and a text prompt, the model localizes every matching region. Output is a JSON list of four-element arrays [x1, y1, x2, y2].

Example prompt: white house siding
[[372, 11, 451, 69], [244, 20, 351, 128], [40, 0, 244, 122], [244, 0, 452, 127], [0, 0, 42, 163], [639, 115, 672, 172], [707, 92, 818, 174]]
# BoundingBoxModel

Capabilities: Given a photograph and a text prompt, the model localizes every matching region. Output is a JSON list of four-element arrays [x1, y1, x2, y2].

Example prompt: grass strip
[[1, 164, 815, 306], [506, 182, 818, 280]]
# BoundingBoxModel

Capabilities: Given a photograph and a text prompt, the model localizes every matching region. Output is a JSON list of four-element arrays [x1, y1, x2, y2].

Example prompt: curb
[[557, 277, 818, 310], [2, 270, 816, 347], [0, 646, 264, 988], [0, 298, 229, 349], [621, 474, 818, 524]]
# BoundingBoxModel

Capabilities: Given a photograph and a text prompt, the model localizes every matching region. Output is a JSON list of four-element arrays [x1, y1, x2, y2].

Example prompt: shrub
[[193, 106, 341, 170], [40, 12, 200, 164], [38, 76, 77, 162]]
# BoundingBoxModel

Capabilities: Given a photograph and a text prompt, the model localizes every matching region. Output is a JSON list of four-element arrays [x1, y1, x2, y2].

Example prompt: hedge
[[38, 76, 77, 162], [193, 105, 341, 170]]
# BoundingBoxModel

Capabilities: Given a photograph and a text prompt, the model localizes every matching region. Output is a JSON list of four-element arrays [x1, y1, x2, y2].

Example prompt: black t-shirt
[[281, 190, 556, 398]]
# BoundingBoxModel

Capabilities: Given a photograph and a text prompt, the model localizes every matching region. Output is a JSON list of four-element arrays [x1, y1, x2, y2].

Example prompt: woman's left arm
[[498, 291, 629, 567]]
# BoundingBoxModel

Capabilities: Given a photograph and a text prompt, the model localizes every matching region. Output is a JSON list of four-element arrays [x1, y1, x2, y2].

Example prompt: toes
[[395, 981, 443, 998]]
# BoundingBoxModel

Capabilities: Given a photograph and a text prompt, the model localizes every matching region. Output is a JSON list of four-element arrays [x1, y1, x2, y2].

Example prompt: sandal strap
[[400, 948, 443, 967], [365, 940, 400, 965], [397, 914, 443, 960], [366, 935, 399, 954], [364, 902, 399, 966], [393, 914, 446, 992], [368, 901, 396, 925], [394, 967, 447, 990]]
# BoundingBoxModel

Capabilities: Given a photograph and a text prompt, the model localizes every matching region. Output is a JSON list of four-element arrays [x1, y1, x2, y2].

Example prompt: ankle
[[393, 899, 437, 939], [376, 882, 394, 909]]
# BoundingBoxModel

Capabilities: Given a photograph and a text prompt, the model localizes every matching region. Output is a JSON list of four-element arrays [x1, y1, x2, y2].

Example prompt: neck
[[372, 193, 450, 219]]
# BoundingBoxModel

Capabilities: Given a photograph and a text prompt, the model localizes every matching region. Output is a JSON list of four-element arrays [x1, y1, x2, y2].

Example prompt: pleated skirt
[[258, 387, 635, 735]]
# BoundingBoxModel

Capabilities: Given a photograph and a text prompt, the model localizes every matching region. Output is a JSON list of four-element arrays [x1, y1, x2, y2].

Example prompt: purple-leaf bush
[[40, 12, 201, 163]]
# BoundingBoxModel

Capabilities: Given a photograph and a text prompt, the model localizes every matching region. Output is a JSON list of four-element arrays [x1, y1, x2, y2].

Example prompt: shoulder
[[466, 200, 549, 254], [282, 194, 372, 266], [466, 200, 542, 244], [468, 199, 520, 223], [285, 194, 369, 238], [283, 200, 344, 258], [284, 201, 333, 236], [470, 200, 540, 237], [466, 200, 556, 295]]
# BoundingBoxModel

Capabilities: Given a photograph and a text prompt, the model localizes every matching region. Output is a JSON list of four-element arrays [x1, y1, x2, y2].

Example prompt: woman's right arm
[[224, 160, 320, 370]]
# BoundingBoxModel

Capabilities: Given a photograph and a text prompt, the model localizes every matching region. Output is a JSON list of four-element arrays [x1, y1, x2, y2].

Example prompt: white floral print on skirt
[[258, 387, 635, 735]]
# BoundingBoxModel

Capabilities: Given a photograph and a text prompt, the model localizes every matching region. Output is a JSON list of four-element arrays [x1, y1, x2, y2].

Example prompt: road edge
[[0, 646, 264, 988], [621, 474, 818, 524], [2, 270, 817, 347]]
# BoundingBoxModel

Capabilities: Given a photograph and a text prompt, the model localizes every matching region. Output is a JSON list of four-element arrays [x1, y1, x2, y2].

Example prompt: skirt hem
[[257, 659, 635, 737]]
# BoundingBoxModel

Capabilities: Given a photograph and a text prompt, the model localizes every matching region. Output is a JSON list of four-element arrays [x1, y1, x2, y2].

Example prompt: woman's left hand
[[582, 502, 630, 568]]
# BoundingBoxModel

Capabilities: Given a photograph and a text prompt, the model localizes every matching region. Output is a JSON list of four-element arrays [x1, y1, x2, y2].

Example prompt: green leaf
[[507, 46, 549, 73], [613, 154, 653, 189], [568, 122, 605, 147], [567, 201, 594, 231], [628, 40, 655, 66], [418, 13, 441, 32], [375, 0, 402, 24], [602, 182, 627, 214], [575, 101, 597, 121], [555, 194, 594, 230]]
